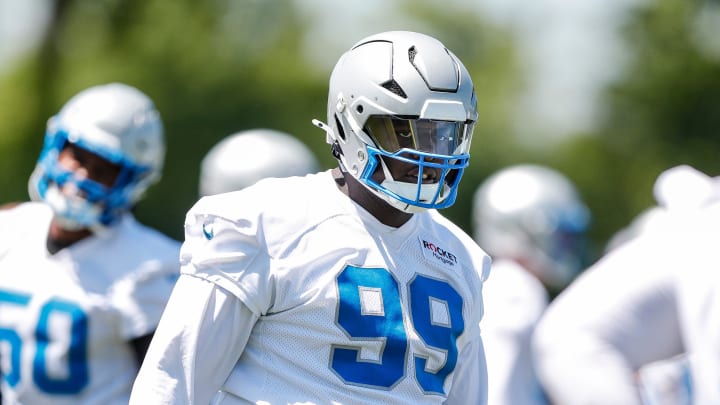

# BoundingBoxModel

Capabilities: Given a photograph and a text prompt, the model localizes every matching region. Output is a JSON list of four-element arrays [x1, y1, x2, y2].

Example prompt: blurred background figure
[[603, 165, 717, 404], [605, 164, 720, 252], [199, 128, 319, 197], [0, 83, 180, 405], [472, 163, 591, 405], [603, 205, 666, 253], [473, 164, 592, 296], [533, 165, 720, 405]]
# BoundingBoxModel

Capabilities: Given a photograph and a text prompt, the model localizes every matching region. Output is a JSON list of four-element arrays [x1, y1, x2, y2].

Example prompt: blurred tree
[[572, 0, 720, 247]]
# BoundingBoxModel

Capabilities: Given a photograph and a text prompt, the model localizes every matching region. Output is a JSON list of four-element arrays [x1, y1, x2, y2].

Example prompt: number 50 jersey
[[0, 202, 180, 405]]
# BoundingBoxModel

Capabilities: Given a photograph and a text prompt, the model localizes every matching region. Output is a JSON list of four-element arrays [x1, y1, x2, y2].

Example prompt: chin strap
[[312, 117, 345, 163], [331, 142, 343, 160]]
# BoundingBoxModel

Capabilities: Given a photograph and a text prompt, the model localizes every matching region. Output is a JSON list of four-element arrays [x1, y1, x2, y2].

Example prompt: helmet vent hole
[[333, 114, 347, 141], [356, 105, 364, 114], [380, 80, 408, 99]]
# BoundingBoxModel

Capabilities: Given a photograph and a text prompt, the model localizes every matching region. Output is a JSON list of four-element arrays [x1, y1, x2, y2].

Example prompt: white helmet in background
[[199, 129, 319, 196], [473, 164, 591, 292], [29, 83, 165, 229], [313, 30, 478, 213]]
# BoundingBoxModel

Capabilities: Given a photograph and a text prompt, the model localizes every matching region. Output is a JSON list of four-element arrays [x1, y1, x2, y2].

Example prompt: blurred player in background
[[604, 164, 719, 252], [599, 165, 715, 404], [533, 165, 720, 404], [198, 128, 319, 197], [131, 30, 491, 404], [472, 164, 591, 405], [0, 83, 180, 405]]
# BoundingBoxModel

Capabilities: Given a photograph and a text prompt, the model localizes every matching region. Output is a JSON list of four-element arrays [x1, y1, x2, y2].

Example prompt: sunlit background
[[2, 0, 720, 260]]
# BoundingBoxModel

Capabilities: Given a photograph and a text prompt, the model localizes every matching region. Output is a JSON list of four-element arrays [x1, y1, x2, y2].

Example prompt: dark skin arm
[[0, 201, 21, 210], [130, 333, 155, 367]]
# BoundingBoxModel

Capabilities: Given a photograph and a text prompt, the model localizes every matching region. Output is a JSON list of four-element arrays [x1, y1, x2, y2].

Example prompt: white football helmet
[[473, 164, 591, 292], [28, 83, 164, 229], [199, 129, 319, 196], [313, 30, 478, 213]]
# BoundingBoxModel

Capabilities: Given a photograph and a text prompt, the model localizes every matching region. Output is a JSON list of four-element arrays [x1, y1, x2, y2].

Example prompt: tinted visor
[[364, 116, 472, 155]]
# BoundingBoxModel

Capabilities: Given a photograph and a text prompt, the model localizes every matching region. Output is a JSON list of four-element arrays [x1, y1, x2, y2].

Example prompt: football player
[[472, 164, 591, 405], [130, 31, 491, 404], [198, 128, 319, 197], [532, 165, 720, 404], [0, 83, 180, 405]]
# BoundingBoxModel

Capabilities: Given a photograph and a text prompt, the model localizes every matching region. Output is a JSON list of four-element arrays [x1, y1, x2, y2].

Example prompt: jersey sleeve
[[481, 260, 549, 405], [113, 267, 179, 339], [532, 235, 683, 405], [446, 331, 488, 405], [0, 203, 46, 257], [71, 213, 184, 341], [179, 198, 273, 316], [130, 274, 258, 405]]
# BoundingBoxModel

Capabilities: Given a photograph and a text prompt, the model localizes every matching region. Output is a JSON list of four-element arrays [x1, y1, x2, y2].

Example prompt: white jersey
[[0, 202, 180, 405], [533, 201, 720, 404], [674, 208, 720, 405], [480, 259, 549, 405], [131, 170, 491, 405], [637, 355, 693, 405]]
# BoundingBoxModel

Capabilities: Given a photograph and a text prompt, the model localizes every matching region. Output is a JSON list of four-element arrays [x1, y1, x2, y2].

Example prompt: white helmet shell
[[199, 129, 319, 196], [29, 83, 164, 228], [473, 164, 591, 291], [316, 30, 478, 213], [52, 83, 165, 187]]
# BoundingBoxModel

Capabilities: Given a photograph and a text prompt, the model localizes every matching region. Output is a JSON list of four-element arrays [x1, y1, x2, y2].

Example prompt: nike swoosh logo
[[202, 223, 214, 240]]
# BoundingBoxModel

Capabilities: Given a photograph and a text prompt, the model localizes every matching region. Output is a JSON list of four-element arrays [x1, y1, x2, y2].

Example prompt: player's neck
[[333, 167, 413, 228], [46, 219, 92, 254]]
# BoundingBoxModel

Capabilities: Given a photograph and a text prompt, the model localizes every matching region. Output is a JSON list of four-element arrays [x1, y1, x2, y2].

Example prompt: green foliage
[[2, 0, 718, 255], [590, 0, 720, 241], [520, 0, 720, 255]]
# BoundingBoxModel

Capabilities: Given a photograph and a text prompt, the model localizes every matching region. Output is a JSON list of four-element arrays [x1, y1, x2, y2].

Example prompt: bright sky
[[0, 0, 49, 74], [472, 0, 647, 142], [0, 0, 645, 141], [294, 0, 417, 70]]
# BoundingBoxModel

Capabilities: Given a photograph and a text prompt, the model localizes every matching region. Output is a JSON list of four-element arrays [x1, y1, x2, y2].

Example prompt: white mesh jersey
[[533, 201, 720, 405], [133, 170, 491, 405], [0, 202, 180, 405], [480, 259, 549, 405]]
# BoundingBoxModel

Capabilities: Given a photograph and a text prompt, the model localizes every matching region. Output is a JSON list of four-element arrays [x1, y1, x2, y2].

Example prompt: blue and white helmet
[[28, 83, 165, 229], [199, 129, 319, 196], [314, 31, 478, 213], [473, 164, 591, 291]]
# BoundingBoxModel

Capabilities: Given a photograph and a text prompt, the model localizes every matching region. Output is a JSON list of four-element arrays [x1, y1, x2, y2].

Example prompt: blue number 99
[[332, 265, 464, 395]]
